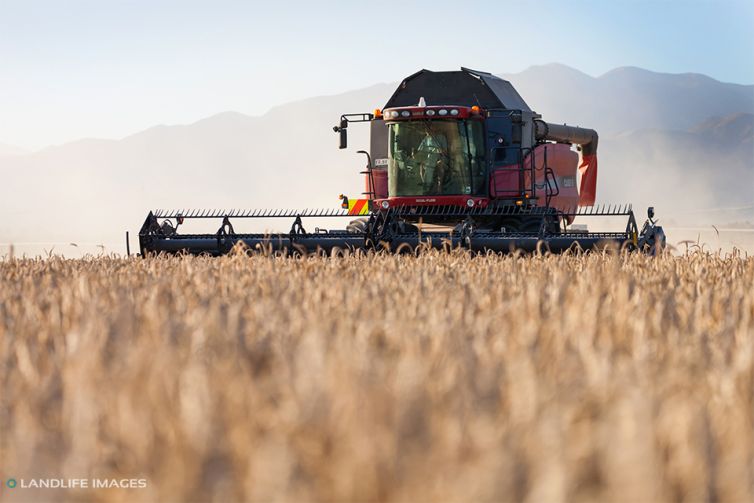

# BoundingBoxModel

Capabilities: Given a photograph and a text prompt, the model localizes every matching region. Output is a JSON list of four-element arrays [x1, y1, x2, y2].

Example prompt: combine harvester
[[138, 68, 665, 256]]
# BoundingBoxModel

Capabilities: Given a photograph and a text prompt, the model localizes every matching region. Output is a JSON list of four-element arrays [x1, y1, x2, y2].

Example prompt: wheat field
[[0, 250, 753, 503]]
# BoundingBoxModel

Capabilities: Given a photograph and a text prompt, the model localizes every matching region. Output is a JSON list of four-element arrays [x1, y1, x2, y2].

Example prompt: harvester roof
[[384, 67, 532, 112]]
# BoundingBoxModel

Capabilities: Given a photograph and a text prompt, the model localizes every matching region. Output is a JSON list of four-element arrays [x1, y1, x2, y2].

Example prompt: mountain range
[[0, 142, 28, 157], [1, 64, 752, 252]]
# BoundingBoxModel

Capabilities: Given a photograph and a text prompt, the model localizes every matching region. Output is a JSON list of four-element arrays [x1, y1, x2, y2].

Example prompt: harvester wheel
[[521, 212, 560, 235], [521, 218, 542, 234], [347, 218, 368, 234], [498, 218, 521, 233], [397, 222, 419, 234]]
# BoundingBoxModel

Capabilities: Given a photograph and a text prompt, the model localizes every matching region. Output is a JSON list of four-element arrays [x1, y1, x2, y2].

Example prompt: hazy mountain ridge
[[689, 112, 754, 145], [600, 112, 753, 211], [500, 63, 754, 134], [1, 64, 752, 249], [0, 142, 28, 157]]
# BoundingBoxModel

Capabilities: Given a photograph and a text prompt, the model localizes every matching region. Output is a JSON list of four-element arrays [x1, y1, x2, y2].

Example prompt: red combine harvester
[[138, 68, 665, 255]]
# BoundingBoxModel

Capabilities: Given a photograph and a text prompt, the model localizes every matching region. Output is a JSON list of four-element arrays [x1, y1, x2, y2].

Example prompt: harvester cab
[[342, 68, 599, 227], [137, 67, 665, 256]]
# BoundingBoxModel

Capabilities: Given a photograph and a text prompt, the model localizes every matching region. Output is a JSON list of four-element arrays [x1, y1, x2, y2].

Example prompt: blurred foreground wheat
[[0, 251, 753, 503]]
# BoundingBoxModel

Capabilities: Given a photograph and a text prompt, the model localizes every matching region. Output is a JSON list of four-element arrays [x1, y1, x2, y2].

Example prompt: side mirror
[[648, 206, 655, 220], [334, 119, 348, 149]]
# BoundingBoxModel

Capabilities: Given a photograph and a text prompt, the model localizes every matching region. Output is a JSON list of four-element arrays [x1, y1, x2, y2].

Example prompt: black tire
[[397, 221, 419, 234], [498, 217, 521, 233], [346, 218, 368, 234]]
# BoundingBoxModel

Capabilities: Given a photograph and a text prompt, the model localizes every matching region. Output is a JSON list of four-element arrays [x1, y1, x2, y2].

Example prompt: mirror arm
[[334, 113, 374, 150]]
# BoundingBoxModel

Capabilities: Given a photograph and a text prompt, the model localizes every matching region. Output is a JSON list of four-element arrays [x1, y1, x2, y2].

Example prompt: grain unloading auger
[[138, 68, 665, 256]]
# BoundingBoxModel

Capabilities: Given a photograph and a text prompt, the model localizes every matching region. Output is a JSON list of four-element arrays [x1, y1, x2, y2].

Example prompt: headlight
[[400, 110, 410, 117], [450, 109, 459, 116], [381, 200, 390, 209], [426, 109, 436, 116], [438, 109, 448, 116], [389, 110, 399, 118]]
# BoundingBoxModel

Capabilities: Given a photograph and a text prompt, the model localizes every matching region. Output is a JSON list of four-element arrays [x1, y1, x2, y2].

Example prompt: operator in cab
[[416, 129, 450, 194]]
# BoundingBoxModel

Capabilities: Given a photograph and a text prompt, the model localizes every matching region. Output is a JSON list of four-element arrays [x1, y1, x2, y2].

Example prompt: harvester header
[[138, 67, 664, 256]]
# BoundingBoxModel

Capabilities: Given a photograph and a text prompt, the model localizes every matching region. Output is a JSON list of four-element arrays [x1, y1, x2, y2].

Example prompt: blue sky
[[1, 0, 752, 149]]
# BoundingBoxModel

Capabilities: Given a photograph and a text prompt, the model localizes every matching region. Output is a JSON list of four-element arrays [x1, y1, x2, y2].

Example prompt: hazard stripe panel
[[347, 199, 369, 216]]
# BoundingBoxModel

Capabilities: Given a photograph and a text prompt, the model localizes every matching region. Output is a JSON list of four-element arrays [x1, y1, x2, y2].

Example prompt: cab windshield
[[388, 120, 485, 197]]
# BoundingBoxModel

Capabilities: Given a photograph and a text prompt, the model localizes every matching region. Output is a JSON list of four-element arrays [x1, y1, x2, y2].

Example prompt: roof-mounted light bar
[[381, 105, 483, 122]]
